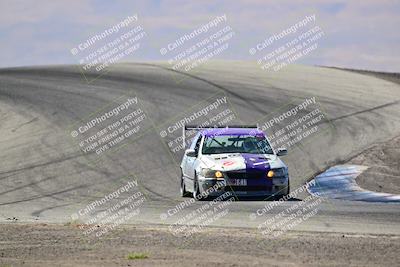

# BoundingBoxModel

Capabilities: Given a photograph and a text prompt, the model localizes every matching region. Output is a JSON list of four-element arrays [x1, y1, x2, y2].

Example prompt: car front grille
[[226, 171, 266, 179], [225, 186, 272, 192]]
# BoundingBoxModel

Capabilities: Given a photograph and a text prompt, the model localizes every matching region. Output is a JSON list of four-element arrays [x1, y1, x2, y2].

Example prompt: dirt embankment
[[0, 223, 399, 267], [350, 135, 400, 194]]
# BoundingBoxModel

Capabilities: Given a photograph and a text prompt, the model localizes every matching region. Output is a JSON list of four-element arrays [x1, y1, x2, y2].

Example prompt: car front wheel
[[193, 176, 202, 200], [180, 171, 190, 197]]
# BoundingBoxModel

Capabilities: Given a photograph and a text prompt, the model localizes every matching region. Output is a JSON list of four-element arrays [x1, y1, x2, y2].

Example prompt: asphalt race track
[[1, 61, 400, 235]]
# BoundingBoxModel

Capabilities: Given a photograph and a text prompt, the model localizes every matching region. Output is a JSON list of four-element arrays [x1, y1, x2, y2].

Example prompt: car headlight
[[267, 168, 286, 178], [201, 169, 224, 179]]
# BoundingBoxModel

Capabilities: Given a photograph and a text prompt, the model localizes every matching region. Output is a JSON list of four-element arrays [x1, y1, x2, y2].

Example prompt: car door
[[187, 133, 202, 191], [182, 132, 198, 178]]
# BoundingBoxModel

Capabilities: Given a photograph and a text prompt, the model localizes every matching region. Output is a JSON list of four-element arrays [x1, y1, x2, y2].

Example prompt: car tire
[[193, 175, 203, 201], [180, 172, 190, 197], [286, 180, 290, 195]]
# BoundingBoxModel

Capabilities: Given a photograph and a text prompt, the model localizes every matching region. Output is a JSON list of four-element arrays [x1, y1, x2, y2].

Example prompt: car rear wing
[[182, 124, 259, 149]]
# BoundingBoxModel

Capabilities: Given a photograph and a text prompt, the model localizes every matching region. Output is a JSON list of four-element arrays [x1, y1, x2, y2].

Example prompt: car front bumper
[[198, 176, 289, 197]]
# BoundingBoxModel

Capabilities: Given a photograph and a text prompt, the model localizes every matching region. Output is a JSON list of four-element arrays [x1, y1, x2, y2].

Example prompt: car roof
[[200, 128, 265, 137]]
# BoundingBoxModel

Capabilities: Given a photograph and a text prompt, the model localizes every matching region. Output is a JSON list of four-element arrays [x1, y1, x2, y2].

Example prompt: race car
[[180, 125, 290, 200]]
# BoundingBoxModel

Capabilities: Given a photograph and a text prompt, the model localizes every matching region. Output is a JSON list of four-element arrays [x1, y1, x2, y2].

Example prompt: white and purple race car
[[180, 125, 290, 200]]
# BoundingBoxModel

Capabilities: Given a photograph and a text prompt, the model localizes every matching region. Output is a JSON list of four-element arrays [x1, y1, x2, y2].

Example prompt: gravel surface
[[1, 223, 399, 267]]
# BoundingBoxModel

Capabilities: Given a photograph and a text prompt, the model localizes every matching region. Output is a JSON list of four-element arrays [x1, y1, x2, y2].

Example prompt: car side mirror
[[277, 148, 288, 156], [185, 149, 197, 157]]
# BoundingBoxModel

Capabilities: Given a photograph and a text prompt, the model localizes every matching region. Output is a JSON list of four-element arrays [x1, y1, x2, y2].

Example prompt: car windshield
[[202, 134, 274, 155]]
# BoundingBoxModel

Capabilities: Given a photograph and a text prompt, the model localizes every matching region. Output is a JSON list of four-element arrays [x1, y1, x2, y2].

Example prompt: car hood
[[199, 153, 286, 172]]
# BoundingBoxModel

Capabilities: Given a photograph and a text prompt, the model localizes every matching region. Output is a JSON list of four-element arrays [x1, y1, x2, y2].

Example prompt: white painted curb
[[308, 165, 400, 202]]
